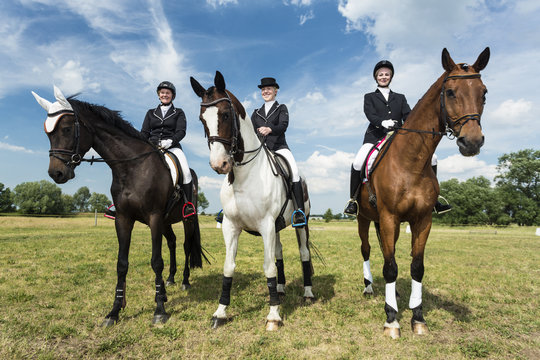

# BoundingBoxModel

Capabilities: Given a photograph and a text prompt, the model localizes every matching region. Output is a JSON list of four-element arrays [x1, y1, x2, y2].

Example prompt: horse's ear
[[53, 86, 73, 110], [31, 91, 52, 112], [190, 77, 206, 98], [441, 48, 457, 72], [214, 71, 226, 92], [472, 47, 490, 72]]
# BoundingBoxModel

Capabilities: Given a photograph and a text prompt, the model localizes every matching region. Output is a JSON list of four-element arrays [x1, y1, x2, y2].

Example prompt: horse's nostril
[[222, 161, 228, 169]]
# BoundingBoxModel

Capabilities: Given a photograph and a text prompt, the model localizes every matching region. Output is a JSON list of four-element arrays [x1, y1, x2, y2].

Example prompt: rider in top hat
[[251, 77, 307, 227], [343, 61, 451, 215], [141, 81, 196, 218]]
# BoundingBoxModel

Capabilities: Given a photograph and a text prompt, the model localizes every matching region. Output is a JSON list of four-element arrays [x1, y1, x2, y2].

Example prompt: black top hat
[[258, 77, 279, 89]]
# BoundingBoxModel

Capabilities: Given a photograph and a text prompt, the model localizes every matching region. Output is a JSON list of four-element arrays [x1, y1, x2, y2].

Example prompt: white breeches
[[431, 153, 438, 166], [169, 147, 192, 184], [352, 143, 375, 171], [276, 148, 300, 182]]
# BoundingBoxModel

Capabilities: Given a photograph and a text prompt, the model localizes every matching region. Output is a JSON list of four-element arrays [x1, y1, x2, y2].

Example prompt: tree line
[[322, 149, 539, 226]]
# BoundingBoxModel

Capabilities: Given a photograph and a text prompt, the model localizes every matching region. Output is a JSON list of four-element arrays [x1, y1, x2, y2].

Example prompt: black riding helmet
[[157, 81, 176, 99], [373, 60, 394, 80]]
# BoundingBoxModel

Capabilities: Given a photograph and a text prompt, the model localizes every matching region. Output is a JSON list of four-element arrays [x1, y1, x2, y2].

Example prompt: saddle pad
[[163, 152, 179, 187]]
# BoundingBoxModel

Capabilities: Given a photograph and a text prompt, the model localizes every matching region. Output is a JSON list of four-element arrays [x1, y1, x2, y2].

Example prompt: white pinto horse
[[191, 71, 315, 331]]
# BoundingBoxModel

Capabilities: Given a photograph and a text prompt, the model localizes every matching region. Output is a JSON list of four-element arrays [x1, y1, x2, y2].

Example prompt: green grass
[[0, 215, 539, 359]]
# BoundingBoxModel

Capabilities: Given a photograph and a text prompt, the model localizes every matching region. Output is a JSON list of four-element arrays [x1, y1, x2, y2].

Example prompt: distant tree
[[323, 208, 333, 223], [73, 186, 91, 212], [88, 192, 111, 212], [62, 194, 76, 213], [0, 183, 15, 212], [197, 191, 209, 214], [13, 180, 65, 214], [495, 149, 540, 225]]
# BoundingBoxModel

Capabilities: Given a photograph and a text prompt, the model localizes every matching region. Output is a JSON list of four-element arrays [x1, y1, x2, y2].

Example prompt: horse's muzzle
[[210, 158, 232, 174], [457, 135, 485, 156], [48, 165, 75, 184]]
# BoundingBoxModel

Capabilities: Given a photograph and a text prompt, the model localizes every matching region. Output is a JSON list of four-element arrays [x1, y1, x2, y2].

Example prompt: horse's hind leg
[[163, 224, 177, 286], [357, 216, 373, 295], [295, 225, 314, 302], [408, 219, 431, 335], [101, 215, 134, 327], [275, 232, 286, 295]]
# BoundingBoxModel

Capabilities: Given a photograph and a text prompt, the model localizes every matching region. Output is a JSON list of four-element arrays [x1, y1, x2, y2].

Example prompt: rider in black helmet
[[141, 81, 196, 218]]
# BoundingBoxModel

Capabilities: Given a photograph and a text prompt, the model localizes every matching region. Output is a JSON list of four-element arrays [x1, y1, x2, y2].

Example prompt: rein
[[200, 95, 265, 167], [48, 109, 159, 167]]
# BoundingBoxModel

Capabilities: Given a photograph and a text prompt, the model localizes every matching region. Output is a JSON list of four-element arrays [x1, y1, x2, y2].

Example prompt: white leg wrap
[[277, 284, 285, 293], [213, 303, 227, 319], [385, 281, 398, 312], [363, 260, 373, 283], [409, 279, 422, 309], [267, 305, 282, 321], [303, 285, 314, 298]]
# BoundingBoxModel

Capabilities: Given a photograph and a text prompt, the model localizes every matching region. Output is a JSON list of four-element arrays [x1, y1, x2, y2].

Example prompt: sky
[[0, 0, 539, 214]]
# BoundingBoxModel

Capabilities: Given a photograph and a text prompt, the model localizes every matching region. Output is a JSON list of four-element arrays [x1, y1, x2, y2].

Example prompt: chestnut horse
[[357, 48, 490, 338], [32, 87, 205, 326], [190, 72, 314, 331]]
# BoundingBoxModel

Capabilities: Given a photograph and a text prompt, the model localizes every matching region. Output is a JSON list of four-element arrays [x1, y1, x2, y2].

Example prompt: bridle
[[47, 109, 83, 168], [439, 70, 482, 138], [200, 93, 264, 166], [397, 69, 483, 139]]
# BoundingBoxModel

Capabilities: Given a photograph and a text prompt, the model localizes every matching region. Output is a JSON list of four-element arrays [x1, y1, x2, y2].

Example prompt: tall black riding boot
[[182, 181, 196, 219], [292, 181, 306, 227], [432, 165, 452, 214], [344, 166, 362, 216]]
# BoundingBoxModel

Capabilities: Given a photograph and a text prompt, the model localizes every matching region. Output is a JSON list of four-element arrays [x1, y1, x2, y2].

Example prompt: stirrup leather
[[291, 209, 307, 228]]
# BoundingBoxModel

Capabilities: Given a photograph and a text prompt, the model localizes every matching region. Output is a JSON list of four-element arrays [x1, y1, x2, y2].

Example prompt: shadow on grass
[[369, 276, 472, 323]]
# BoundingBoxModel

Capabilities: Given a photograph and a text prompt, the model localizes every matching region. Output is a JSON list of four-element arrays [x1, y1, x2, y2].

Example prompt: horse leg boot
[[432, 165, 452, 214], [344, 166, 362, 216], [275, 234, 286, 295], [296, 226, 315, 303], [291, 181, 307, 227], [211, 276, 233, 328], [182, 181, 196, 219]]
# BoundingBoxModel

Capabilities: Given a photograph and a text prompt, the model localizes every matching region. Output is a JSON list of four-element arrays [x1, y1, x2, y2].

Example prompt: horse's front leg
[[295, 226, 315, 302], [211, 216, 241, 329], [163, 224, 177, 287], [275, 232, 286, 295], [149, 215, 168, 325], [261, 219, 282, 331], [357, 216, 374, 295], [409, 218, 432, 335], [101, 215, 134, 327], [379, 215, 401, 339]]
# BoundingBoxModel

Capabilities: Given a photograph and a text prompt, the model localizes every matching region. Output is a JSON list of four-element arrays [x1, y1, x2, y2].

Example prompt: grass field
[[0, 215, 538, 359]]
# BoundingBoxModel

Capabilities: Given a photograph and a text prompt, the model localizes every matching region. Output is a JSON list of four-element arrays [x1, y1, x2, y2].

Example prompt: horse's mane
[[67, 97, 147, 141]]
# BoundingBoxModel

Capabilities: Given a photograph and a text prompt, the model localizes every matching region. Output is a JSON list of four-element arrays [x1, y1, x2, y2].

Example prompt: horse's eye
[[222, 113, 229, 120], [482, 89, 487, 104], [62, 127, 71, 135], [446, 89, 456, 98]]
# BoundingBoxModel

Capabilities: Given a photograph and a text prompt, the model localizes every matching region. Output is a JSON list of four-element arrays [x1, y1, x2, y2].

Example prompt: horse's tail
[[183, 170, 210, 268]]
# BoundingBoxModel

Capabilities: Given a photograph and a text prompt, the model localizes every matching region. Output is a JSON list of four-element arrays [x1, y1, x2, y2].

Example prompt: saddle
[[161, 150, 190, 219]]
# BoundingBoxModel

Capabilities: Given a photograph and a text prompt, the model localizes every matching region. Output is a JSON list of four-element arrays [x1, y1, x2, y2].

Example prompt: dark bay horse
[[32, 86, 205, 326], [357, 48, 490, 338], [190, 72, 314, 330]]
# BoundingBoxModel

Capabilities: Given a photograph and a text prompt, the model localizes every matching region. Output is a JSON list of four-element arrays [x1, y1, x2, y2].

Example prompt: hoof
[[383, 326, 401, 339], [152, 313, 169, 325], [100, 317, 117, 327], [166, 279, 176, 286], [411, 320, 429, 335], [303, 296, 316, 305], [181, 283, 191, 291], [363, 284, 374, 296], [211, 316, 228, 329], [265, 320, 283, 331]]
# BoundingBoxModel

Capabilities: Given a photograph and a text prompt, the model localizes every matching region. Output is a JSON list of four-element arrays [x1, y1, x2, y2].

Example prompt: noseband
[[47, 109, 83, 168], [440, 72, 482, 138]]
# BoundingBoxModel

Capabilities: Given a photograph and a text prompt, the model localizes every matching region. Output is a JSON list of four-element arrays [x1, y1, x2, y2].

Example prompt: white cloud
[[206, 0, 238, 8], [298, 149, 354, 193], [488, 99, 533, 124], [0, 141, 36, 154], [438, 154, 497, 182], [299, 10, 315, 25], [199, 175, 224, 190]]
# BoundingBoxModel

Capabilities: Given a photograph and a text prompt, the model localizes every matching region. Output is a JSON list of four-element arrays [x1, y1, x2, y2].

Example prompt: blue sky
[[1, 0, 538, 214]]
